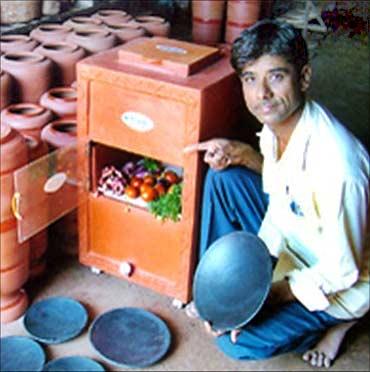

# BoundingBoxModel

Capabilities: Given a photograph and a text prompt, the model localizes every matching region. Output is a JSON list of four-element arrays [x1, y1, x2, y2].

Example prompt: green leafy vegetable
[[149, 183, 182, 222]]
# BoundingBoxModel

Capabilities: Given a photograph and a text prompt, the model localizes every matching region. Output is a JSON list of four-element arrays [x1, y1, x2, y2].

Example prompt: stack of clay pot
[[0, 123, 30, 323], [192, 0, 273, 46], [40, 87, 78, 256], [1, 104, 53, 280]]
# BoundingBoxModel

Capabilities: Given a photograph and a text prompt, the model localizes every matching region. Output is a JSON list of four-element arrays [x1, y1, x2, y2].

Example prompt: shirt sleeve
[[286, 180, 368, 312]]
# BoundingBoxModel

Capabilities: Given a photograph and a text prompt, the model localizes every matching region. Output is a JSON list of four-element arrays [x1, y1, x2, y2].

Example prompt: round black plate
[[43, 356, 105, 371], [194, 231, 272, 331], [0, 336, 45, 372], [89, 307, 171, 368], [23, 296, 88, 344]]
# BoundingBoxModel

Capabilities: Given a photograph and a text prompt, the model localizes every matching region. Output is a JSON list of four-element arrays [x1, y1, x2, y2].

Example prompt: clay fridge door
[[12, 143, 87, 243]]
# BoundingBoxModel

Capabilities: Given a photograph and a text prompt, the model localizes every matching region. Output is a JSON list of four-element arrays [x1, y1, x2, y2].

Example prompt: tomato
[[163, 170, 179, 185], [140, 183, 153, 195], [143, 175, 156, 186], [130, 176, 143, 189], [125, 185, 139, 198], [154, 183, 166, 196], [141, 186, 158, 202]]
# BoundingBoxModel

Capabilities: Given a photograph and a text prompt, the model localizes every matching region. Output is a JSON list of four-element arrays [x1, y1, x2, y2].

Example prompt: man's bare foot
[[302, 321, 356, 368]]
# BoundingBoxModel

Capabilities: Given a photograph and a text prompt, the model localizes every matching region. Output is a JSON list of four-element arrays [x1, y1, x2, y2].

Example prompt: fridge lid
[[117, 37, 221, 77]]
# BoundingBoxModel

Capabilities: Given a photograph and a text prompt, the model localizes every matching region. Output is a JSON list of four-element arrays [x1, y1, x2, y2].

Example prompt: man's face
[[240, 54, 311, 130]]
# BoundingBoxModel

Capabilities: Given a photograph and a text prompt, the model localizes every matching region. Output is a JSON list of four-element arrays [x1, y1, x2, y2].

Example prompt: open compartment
[[90, 142, 183, 221]]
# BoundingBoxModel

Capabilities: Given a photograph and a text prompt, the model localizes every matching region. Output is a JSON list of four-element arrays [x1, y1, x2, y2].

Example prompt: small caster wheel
[[91, 266, 102, 275], [172, 298, 185, 309]]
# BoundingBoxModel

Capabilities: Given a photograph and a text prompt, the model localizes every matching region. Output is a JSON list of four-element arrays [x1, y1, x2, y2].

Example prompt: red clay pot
[[30, 23, 72, 44], [34, 41, 86, 86], [225, 0, 261, 44], [92, 9, 133, 24], [0, 289, 28, 324], [41, 118, 77, 149], [192, 0, 225, 45], [104, 22, 146, 43], [39, 87, 77, 118], [63, 16, 103, 31], [0, 52, 53, 103], [66, 29, 117, 55], [0, 34, 38, 54], [133, 16, 170, 37], [1, 103, 53, 141], [0, 71, 13, 110]]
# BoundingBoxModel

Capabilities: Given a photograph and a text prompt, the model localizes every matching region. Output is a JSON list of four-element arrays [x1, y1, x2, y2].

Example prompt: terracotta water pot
[[92, 9, 133, 24], [225, 0, 261, 44], [192, 0, 225, 45], [1, 103, 53, 141], [0, 124, 30, 323], [66, 29, 117, 55], [104, 22, 146, 43], [30, 23, 72, 44], [0, 71, 13, 110], [0, 34, 38, 53], [133, 16, 170, 37], [63, 16, 103, 31], [39, 87, 77, 118], [0, 52, 53, 103], [0, 124, 28, 223], [0, 0, 41, 24], [34, 41, 86, 86]]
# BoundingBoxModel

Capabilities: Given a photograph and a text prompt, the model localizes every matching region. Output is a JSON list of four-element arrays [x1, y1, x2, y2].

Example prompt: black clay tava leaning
[[89, 307, 171, 368], [193, 231, 272, 331]]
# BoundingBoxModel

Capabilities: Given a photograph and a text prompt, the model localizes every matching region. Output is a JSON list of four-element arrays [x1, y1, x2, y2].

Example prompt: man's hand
[[204, 321, 242, 343], [184, 138, 263, 173]]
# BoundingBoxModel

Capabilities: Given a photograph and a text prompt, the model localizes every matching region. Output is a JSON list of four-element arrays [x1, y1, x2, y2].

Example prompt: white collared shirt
[[258, 100, 369, 319]]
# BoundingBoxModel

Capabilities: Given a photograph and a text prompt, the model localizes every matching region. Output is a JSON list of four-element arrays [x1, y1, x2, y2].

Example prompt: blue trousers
[[199, 167, 343, 360]]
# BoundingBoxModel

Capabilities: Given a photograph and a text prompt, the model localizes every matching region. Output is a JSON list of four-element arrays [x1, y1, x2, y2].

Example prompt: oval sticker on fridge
[[121, 111, 154, 132]]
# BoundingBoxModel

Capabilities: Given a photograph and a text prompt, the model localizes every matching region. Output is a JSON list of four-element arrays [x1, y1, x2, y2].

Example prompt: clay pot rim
[[46, 87, 77, 101], [135, 16, 167, 24], [35, 23, 72, 33], [0, 123, 12, 141], [74, 29, 111, 38], [68, 16, 103, 25], [5, 103, 47, 118], [1, 51, 45, 64], [0, 34, 32, 43], [105, 22, 144, 31], [95, 9, 130, 17], [39, 41, 79, 53], [42, 119, 77, 148]]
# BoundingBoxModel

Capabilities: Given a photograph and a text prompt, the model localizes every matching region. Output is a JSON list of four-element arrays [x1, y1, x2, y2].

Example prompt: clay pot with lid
[[1, 103, 53, 141], [39, 87, 77, 118], [92, 9, 133, 24], [30, 23, 72, 44], [66, 29, 117, 55], [63, 16, 103, 31], [0, 34, 38, 53], [104, 22, 146, 43], [1, 71, 13, 110], [34, 42, 86, 86], [192, 0, 226, 46], [133, 16, 170, 37], [1, 52, 52, 104]]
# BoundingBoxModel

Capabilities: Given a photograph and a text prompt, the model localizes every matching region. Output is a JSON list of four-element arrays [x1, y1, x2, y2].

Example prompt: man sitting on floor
[[184, 19, 369, 368]]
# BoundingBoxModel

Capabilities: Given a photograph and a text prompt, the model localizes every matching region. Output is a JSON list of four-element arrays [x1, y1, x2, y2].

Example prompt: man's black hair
[[231, 19, 309, 75]]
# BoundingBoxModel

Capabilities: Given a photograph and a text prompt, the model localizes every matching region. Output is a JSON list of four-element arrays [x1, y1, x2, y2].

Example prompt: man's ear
[[300, 64, 312, 92]]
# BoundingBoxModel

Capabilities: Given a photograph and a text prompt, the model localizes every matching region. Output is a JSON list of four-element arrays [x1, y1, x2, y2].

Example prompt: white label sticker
[[156, 44, 187, 55], [121, 111, 154, 132], [44, 172, 67, 193]]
